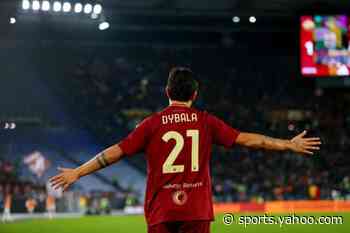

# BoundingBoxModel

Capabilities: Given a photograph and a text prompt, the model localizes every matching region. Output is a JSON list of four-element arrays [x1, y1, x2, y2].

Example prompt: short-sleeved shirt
[[119, 105, 240, 226]]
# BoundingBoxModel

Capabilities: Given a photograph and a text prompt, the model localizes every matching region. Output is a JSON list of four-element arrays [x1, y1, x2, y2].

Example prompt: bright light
[[42, 1, 50, 11], [32, 0, 40, 10], [84, 4, 92, 14], [98, 22, 109, 30], [3, 122, 15, 129], [10, 17, 16, 24], [63, 2, 71, 12], [93, 4, 102, 14], [10, 123, 16, 130], [232, 16, 240, 23], [53, 1, 62, 12], [74, 3, 83, 13], [249, 16, 256, 23], [91, 13, 98, 19], [22, 0, 30, 10]]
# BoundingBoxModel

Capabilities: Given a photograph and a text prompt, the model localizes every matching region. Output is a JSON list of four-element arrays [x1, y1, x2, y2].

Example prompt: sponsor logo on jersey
[[172, 190, 188, 205]]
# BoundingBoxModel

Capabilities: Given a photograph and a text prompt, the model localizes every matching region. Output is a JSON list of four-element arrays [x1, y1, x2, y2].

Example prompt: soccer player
[[2, 193, 12, 222], [50, 67, 321, 233], [25, 197, 37, 215], [46, 195, 56, 219]]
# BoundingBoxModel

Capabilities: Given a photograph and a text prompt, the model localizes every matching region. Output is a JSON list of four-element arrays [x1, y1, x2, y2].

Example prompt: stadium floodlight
[[32, 0, 40, 11], [249, 16, 256, 23], [42, 1, 50, 11], [74, 3, 83, 13], [53, 1, 62, 12], [232, 16, 240, 23], [93, 4, 102, 14], [84, 3, 92, 14], [98, 21, 109, 30], [91, 13, 98, 19], [22, 0, 30, 10], [63, 2, 72, 12], [10, 123, 16, 130], [10, 17, 16, 24]]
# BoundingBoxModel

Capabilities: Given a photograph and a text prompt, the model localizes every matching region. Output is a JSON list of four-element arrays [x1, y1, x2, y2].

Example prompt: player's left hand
[[49, 167, 79, 191], [289, 130, 321, 155]]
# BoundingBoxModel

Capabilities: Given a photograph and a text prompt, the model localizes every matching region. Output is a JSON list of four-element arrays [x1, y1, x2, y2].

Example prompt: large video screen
[[300, 15, 350, 77]]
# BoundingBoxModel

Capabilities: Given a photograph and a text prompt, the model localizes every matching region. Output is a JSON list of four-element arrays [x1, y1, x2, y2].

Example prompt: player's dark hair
[[167, 67, 199, 102]]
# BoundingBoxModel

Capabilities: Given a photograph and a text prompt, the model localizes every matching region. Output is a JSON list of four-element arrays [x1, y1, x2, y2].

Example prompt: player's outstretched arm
[[49, 144, 124, 191], [236, 130, 321, 155]]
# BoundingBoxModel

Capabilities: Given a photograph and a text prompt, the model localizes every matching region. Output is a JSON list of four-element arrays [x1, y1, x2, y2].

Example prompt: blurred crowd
[[0, 44, 340, 205], [0, 158, 138, 214], [0, 158, 47, 213], [44, 46, 350, 203]]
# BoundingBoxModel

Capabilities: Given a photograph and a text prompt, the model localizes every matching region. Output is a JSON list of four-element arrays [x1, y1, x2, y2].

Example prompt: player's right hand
[[49, 167, 79, 191]]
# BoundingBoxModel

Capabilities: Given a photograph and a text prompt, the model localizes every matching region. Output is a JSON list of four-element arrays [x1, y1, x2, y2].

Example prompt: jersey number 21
[[162, 130, 199, 174]]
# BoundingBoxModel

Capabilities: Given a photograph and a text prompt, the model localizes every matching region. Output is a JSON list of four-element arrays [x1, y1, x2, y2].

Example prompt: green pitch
[[1, 213, 349, 233]]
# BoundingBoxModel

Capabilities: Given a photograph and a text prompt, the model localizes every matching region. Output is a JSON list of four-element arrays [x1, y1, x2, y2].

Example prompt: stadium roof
[[98, 0, 349, 15], [0, 0, 349, 17]]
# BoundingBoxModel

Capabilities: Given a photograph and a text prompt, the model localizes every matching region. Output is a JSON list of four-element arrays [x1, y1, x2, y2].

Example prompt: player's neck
[[169, 100, 192, 108]]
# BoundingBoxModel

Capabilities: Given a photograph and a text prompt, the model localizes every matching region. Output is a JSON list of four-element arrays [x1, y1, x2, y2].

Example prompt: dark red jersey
[[119, 105, 240, 226]]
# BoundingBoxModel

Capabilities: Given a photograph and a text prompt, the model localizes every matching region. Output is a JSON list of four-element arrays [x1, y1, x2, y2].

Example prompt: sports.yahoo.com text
[[222, 213, 344, 227]]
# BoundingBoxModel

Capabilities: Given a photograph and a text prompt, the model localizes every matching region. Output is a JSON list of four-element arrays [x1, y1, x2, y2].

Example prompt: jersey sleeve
[[119, 117, 153, 156], [207, 114, 240, 148]]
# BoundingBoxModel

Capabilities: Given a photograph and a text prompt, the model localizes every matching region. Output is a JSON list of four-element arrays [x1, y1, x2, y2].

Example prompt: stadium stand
[[38, 45, 350, 202], [1, 42, 349, 215]]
